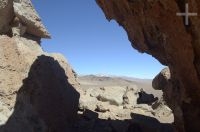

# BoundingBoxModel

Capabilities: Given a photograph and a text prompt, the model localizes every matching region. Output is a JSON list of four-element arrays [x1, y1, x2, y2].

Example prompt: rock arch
[[96, 0, 200, 131]]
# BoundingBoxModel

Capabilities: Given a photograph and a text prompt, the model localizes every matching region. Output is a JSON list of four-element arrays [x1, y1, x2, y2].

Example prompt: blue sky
[[32, 0, 165, 79]]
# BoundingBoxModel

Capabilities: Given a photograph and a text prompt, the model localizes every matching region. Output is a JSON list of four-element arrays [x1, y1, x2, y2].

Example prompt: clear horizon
[[32, 0, 165, 79]]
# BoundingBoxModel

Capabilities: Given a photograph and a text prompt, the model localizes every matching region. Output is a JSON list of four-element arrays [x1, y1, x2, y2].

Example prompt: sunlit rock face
[[13, 0, 51, 38], [0, 0, 50, 38], [96, 0, 200, 131]]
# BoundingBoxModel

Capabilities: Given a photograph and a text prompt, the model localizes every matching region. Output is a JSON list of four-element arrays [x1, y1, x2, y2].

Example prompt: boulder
[[79, 95, 98, 111], [97, 86, 126, 106], [13, 0, 50, 38], [0, 0, 50, 38], [123, 86, 139, 107], [0, 36, 80, 132], [152, 67, 170, 90], [152, 68, 185, 130]]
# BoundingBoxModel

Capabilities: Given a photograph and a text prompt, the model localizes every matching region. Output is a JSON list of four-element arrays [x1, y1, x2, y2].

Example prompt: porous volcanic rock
[[96, 0, 200, 131]]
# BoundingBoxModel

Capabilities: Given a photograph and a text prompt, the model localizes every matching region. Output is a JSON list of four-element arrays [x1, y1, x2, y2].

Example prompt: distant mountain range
[[78, 74, 152, 81]]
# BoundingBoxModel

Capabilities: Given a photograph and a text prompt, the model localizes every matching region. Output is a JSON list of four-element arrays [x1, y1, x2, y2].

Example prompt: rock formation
[[78, 84, 173, 121], [0, 0, 50, 38], [96, 0, 200, 131], [0, 0, 79, 131], [13, 0, 50, 38], [76, 83, 173, 132]]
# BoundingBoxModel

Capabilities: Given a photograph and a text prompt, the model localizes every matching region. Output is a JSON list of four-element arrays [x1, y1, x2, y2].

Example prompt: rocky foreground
[[73, 75, 174, 132]]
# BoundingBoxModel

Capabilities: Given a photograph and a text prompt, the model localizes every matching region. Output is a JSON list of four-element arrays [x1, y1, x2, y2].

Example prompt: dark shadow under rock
[[72, 110, 174, 132], [137, 89, 158, 105], [130, 113, 174, 132], [0, 55, 80, 132]]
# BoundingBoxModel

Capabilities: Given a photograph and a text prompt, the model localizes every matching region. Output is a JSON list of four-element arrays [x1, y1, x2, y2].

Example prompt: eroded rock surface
[[77, 84, 173, 122], [0, 0, 50, 38], [0, 36, 80, 132], [96, 0, 200, 131], [76, 83, 173, 132], [13, 0, 50, 38], [0, 0, 79, 130]]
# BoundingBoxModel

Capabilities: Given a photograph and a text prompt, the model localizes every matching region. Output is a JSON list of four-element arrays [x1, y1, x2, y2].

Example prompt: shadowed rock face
[[0, 55, 80, 132], [96, 0, 200, 131], [0, 36, 80, 131], [0, 0, 14, 34]]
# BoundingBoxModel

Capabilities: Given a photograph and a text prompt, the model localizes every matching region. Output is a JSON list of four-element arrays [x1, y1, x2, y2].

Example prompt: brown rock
[[0, 0, 50, 38], [0, 36, 80, 132], [13, 0, 51, 38], [0, 0, 14, 34], [96, 0, 200, 131], [152, 67, 170, 90]]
